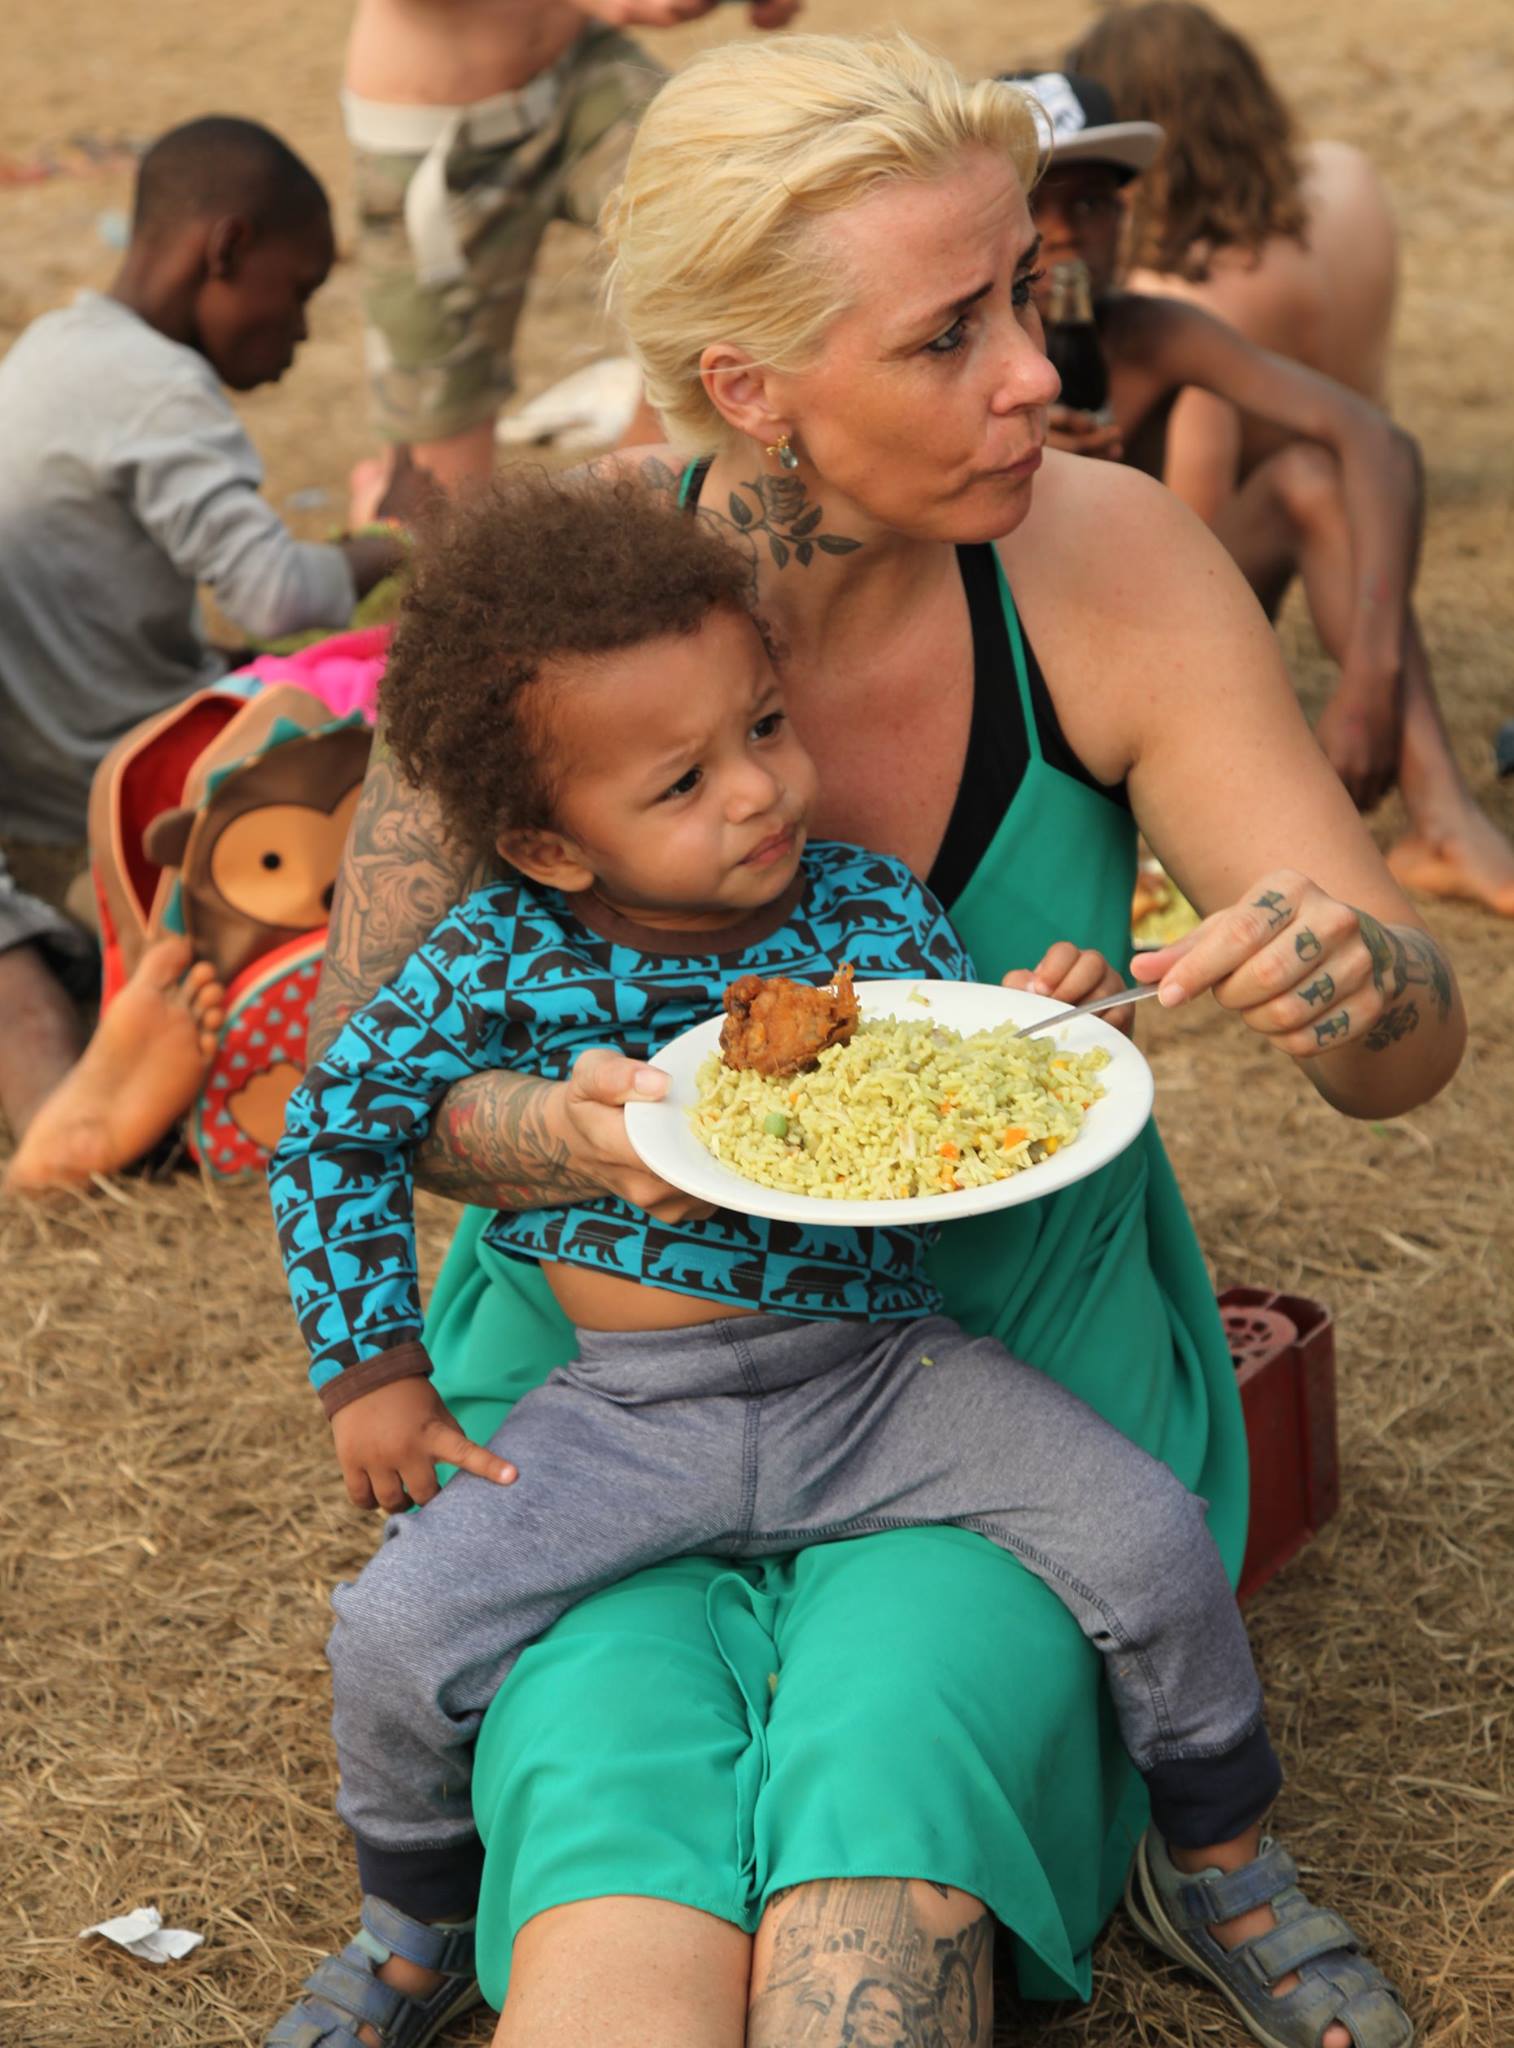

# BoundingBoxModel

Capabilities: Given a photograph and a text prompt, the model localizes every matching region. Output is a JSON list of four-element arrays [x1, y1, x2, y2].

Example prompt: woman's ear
[[699, 343, 790, 450], [498, 826, 595, 895]]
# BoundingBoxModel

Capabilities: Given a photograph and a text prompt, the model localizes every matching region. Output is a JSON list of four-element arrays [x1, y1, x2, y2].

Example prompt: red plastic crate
[[1218, 1287, 1340, 1603]]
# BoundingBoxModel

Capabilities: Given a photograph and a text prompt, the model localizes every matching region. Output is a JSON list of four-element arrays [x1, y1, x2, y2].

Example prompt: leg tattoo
[[748, 1878, 992, 2047]]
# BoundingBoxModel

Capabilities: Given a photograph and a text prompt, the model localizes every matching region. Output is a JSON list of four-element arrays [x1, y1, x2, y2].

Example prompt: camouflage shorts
[[350, 28, 665, 445]]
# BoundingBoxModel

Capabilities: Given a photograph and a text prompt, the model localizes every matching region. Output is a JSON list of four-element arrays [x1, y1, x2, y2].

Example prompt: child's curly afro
[[381, 465, 758, 859]]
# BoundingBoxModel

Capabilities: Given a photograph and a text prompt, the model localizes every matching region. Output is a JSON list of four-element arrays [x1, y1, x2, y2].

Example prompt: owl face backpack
[[87, 673, 375, 1178]]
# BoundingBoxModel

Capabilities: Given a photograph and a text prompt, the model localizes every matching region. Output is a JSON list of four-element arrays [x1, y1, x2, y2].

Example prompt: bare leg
[[748, 1878, 993, 2047], [349, 422, 497, 522], [1216, 445, 1514, 913], [491, 1897, 750, 2048], [4, 937, 225, 1192], [1385, 613, 1514, 914], [0, 943, 85, 1139], [1170, 1827, 1349, 2048]]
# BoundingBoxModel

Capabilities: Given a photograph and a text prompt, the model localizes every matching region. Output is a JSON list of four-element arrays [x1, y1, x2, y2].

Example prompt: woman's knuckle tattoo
[[1297, 970, 1336, 1010]]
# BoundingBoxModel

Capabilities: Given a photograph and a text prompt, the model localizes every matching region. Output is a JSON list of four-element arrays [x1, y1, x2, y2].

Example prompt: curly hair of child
[[380, 468, 760, 858]]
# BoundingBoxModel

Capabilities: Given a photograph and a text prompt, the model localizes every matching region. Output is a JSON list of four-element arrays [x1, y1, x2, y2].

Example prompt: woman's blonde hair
[[601, 33, 1045, 450]]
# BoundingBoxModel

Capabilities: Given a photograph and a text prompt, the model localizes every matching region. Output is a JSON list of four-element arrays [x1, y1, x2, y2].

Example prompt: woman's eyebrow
[[910, 237, 1046, 334], [918, 278, 994, 330]]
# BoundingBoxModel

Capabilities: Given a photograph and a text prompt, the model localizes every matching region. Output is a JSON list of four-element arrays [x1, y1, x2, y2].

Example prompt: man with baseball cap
[[1013, 70, 1163, 179], [1001, 67, 1514, 919], [999, 72, 1161, 460]]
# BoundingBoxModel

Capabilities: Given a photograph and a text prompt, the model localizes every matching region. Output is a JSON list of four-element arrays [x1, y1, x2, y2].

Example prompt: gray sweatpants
[[330, 1313, 1279, 1915]]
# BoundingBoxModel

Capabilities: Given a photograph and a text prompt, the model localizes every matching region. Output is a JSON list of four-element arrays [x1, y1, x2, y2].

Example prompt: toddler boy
[[267, 471, 1280, 2045]]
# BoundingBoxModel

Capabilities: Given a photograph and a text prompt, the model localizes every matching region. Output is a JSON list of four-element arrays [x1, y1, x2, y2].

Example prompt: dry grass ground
[[2, 0, 1512, 2043]]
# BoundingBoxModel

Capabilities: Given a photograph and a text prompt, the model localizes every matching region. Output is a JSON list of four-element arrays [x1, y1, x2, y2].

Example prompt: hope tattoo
[[1312, 1013, 1350, 1045], [1294, 929, 1323, 963], [1252, 889, 1292, 930], [1299, 974, 1336, 1008]]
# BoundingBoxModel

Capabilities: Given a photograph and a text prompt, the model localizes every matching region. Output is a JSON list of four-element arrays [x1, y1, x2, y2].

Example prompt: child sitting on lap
[[266, 472, 1358, 2048]]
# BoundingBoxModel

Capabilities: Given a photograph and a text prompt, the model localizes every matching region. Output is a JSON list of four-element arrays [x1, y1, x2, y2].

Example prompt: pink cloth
[[239, 625, 391, 724]]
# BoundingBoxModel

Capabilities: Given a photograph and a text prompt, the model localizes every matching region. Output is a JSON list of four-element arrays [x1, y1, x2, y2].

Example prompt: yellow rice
[[693, 1016, 1109, 1201]]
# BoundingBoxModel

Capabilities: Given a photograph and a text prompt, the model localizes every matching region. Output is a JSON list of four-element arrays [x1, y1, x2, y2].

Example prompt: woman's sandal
[[1124, 1828, 1414, 2048], [264, 1897, 482, 2048]]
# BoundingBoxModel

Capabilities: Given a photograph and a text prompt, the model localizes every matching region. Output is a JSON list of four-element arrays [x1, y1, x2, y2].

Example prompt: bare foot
[[348, 443, 439, 528], [1387, 817, 1514, 918], [1170, 1835, 1351, 2048], [4, 938, 225, 1192], [348, 451, 393, 530]]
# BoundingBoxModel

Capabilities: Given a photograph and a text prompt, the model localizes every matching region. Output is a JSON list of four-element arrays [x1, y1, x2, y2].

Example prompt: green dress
[[422, 557, 1246, 2011]]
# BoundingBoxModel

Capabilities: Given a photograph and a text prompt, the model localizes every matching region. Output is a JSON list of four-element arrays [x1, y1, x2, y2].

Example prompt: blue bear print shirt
[[271, 841, 975, 1413]]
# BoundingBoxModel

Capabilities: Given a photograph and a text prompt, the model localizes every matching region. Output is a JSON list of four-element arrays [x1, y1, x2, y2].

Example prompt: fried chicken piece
[[720, 963, 859, 1077]]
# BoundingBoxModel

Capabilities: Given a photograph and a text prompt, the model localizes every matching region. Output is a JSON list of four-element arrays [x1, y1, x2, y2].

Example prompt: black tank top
[[682, 458, 1129, 911]]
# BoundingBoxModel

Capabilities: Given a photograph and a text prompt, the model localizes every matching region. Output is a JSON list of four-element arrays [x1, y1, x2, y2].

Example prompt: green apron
[[423, 557, 1245, 2009]]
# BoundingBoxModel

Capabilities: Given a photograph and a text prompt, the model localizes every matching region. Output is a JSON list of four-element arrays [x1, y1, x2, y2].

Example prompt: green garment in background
[[422, 556, 1246, 2010]]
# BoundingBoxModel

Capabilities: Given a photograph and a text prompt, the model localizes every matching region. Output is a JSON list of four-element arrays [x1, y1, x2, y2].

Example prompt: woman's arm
[[312, 724, 702, 1215], [1010, 458, 1464, 1119]]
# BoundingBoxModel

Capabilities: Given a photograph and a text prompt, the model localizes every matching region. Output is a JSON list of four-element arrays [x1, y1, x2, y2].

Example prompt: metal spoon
[[1012, 983, 1165, 1039]]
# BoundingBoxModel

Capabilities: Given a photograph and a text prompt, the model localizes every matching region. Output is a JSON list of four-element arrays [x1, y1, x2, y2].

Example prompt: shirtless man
[[1066, 3, 1398, 479], [344, 0, 799, 501], [1015, 69, 1514, 918]]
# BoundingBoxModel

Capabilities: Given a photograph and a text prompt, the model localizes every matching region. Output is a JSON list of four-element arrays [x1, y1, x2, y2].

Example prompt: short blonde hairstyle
[[600, 33, 1046, 450]]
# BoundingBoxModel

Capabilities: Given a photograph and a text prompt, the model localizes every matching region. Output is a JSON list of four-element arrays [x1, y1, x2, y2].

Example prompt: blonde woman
[[288, 35, 1446, 2048]]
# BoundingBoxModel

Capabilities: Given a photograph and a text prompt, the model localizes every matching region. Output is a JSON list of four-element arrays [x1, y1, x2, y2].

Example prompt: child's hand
[[1003, 943, 1135, 1036], [331, 1376, 517, 1512]]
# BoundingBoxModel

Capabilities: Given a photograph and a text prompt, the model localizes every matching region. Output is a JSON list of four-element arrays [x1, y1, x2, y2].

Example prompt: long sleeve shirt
[[270, 843, 974, 1415], [0, 293, 355, 840]]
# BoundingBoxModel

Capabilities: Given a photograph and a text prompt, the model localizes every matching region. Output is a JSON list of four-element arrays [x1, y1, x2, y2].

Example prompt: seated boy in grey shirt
[[0, 116, 409, 857]]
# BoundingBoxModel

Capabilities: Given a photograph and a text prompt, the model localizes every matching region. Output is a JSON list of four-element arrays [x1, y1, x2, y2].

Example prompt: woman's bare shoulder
[[996, 452, 1277, 779], [1002, 451, 1235, 618]]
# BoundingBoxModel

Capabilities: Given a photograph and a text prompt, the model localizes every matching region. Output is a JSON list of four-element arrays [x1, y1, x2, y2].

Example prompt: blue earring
[[766, 431, 800, 472]]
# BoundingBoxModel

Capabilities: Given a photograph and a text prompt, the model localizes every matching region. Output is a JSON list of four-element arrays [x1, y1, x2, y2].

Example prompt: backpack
[[88, 676, 375, 1178]]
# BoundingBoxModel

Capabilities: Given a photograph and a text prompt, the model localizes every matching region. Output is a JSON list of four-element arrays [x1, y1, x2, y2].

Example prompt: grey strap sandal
[[264, 1897, 482, 2048], [1125, 1828, 1414, 2048]]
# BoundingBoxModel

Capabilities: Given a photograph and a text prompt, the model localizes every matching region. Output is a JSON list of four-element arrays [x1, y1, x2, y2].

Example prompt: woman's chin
[[934, 469, 1040, 546]]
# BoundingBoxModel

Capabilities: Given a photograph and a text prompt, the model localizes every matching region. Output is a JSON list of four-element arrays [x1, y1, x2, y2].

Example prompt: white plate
[[624, 979, 1154, 1227]]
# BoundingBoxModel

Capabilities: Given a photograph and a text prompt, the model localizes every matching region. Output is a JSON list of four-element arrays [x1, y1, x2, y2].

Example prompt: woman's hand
[[1127, 866, 1450, 1060], [1003, 943, 1134, 1036], [546, 1048, 715, 1221]]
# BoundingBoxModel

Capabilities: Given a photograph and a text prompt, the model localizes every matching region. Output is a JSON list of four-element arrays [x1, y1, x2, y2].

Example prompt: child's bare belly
[[345, 0, 587, 103], [546, 1261, 759, 1333]]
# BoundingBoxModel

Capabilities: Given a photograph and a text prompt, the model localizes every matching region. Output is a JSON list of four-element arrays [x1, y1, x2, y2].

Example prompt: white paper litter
[[79, 1906, 204, 1964], [495, 356, 643, 451]]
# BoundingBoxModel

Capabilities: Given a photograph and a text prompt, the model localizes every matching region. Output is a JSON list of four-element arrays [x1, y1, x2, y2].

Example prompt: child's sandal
[[263, 1897, 481, 2047], [1124, 1827, 1414, 2048]]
